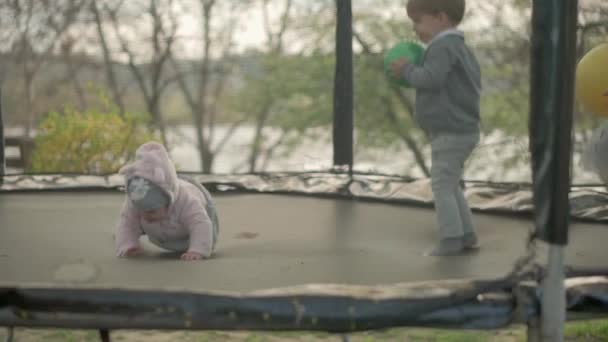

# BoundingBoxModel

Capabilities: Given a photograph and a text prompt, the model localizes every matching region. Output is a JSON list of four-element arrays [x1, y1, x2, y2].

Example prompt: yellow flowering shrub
[[30, 109, 154, 174]]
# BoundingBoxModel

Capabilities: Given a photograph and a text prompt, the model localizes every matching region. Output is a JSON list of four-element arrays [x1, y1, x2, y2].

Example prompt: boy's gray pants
[[430, 133, 479, 240]]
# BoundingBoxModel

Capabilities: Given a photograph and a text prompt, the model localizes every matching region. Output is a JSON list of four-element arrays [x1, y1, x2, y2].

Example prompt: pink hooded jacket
[[115, 142, 215, 257]]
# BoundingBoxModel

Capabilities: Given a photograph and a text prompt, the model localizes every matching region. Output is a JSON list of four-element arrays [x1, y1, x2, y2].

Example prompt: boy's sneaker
[[463, 232, 479, 249], [425, 238, 465, 256]]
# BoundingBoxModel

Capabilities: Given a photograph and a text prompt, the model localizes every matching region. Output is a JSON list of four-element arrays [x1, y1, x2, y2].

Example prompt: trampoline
[[1, 175, 608, 293], [1, 173, 608, 335], [2, 0, 608, 340]]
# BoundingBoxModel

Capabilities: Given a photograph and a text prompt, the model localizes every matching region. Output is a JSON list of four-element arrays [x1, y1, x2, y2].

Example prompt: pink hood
[[119, 142, 179, 203]]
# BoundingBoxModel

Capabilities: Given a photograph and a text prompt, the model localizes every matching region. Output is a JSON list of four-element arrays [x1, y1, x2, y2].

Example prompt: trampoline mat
[[1, 191, 606, 292]]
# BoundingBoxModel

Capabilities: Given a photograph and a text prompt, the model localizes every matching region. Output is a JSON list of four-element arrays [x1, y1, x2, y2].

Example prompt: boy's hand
[[390, 57, 410, 79], [121, 246, 144, 257], [181, 251, 203, 261]]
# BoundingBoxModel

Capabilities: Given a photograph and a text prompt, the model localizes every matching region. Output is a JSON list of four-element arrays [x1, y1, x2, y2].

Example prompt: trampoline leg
[[4, 327, 14, 342], [99, 329, 110, 342], [540, 246, 565, 342]]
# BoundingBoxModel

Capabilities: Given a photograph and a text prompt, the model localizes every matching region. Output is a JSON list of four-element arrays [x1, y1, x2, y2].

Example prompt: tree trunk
[[62, 47, 87, 111], [194, 0, 215, 171], [384, 103, 430, 177], [248, 101, 272, 173], [91, 0, 125, 116], [24, 68, 35, 136], [246, 0, 294, 173], [201, 146, 214, 174], [149, 95, 169, 147]]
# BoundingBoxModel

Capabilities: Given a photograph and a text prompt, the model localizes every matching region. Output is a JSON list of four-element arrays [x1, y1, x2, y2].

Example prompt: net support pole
[[332, 0, 354, 171], [0, 86, 5, 180], [529, 0, 578, 341]]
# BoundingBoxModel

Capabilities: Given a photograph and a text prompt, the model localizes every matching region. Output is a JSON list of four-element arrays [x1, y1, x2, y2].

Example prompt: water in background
[[167, 125, 601, 184], [4, 125, 600, 184]]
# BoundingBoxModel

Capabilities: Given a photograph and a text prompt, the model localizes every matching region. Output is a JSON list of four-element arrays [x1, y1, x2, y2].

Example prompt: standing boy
[[391, 0, 481, 256]]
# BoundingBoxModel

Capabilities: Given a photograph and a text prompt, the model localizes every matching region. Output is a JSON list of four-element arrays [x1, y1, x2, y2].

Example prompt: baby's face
[[141, 207, 168, 222]]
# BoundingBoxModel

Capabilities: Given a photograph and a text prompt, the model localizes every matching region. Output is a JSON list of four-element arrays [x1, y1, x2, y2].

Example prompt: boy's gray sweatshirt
[[404, 30, 481, 136]]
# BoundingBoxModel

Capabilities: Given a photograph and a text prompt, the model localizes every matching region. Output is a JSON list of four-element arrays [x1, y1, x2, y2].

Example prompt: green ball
[[384, 42, 424, 87]]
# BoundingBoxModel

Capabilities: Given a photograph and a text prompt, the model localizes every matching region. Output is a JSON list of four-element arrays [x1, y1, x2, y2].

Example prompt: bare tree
[[246, 0, 293, 173], [169, 0, 247, 172], [5, 0, 86, 135], [105, 0, 178, 146], [474, 0, 608, 146], [194, 0, 215, 171], [351, 29, 430, 176], [90, 0, 126, 116], [59, 36, 88, 111]]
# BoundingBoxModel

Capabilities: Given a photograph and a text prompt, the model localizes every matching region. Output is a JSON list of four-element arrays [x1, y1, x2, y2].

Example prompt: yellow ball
[[576, 43, 608, 117]]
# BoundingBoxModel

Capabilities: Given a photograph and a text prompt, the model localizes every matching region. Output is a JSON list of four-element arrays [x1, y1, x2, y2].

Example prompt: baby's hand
[[121, 246, 144, 257], [390, 57, 410, 79], [181, 251, 203, 261]]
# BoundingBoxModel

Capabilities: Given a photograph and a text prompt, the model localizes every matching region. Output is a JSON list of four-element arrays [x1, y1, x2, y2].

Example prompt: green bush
[[30, 108, 154, 174]]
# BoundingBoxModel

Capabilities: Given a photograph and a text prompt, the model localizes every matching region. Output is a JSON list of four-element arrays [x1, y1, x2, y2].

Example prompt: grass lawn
[[1, 320, 608, 342]]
